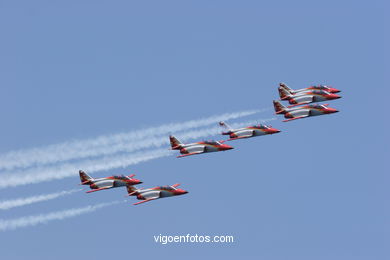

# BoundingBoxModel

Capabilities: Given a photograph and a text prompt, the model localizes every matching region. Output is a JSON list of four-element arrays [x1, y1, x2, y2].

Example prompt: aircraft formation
[[274, 83, 341, 122], [80, 82, 341, 205]]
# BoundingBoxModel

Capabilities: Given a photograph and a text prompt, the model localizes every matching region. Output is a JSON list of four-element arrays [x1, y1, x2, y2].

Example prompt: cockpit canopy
[[313, 85, 330, 90], [312, 90, 330, 95], [252, 124, 271, 129], [310, 104, 327, 109], [204, 140, 221, 145], [158, 186, 176, 191], [113, 175, 127, 180]]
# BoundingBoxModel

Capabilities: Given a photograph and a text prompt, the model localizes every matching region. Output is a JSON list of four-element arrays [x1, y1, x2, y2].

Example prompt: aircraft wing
[[228, 134, 254, 141], [282, 115, 308, 122], [228, 136, 251, 141], [133, 198, 157, 205], [177, 151, 204, 158], [86, 186, 113, 193]]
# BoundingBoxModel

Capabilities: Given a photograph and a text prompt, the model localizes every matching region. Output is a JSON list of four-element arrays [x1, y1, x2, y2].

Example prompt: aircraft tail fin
[[169, 135, 183, 150], [273, 100, 287, 114], [79, 170, 93, 184], [126, 185, 140, 196], [279, 82, 293, 92], [219, 121, 233, 130], [219, 121, 233, 135], [278, 87, 292, 100]]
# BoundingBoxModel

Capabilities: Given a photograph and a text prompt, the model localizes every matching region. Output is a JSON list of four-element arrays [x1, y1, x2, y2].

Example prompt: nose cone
[[131, 179, 143, 185], [327, 108, 339, 113], [267, 128, 281, 134], [176, 189, 188, 195], [329, 93, 341, 100], [329, 87, 341, 93], [220, 144, 234, 150]]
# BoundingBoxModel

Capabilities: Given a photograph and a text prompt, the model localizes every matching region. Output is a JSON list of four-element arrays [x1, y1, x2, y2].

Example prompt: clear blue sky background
[[0, 1, 387, 259]]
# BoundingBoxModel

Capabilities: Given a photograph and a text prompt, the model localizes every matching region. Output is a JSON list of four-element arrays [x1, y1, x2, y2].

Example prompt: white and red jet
[[79, 170, 142, 193], [278, 87, 341, 107], [279, 82, 341, 95], [169, 135, 234, 158], [219, 121, 280, 141], [126, 183, 188, 205], [273, 100, 339, 122]]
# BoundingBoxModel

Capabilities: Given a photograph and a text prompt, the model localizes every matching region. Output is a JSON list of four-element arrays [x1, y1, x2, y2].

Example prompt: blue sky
[[0, 1, 387, 259]]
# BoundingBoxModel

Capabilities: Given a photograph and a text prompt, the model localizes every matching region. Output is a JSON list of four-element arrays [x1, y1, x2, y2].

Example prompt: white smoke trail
[[0, 189, 81, 210], [0, 109, 267, 171], [0, 118, 277, 189], [0, 149, 173, 189], [66, 117, 278, 158], [0, 201, 123, 232]]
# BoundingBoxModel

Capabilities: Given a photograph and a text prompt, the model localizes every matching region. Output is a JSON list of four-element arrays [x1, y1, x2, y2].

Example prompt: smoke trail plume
[[0, 189, 81, 210], [0, 109, 266, 171], [0, 118, 277, 189], [0, 201, 122, 232], [0, 149, 173, 189]]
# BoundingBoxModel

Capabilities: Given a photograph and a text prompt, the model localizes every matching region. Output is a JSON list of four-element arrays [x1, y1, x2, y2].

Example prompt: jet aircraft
[[79, 170, 142, 193], [273, 100, 339, 122], [126, 183, 188, 205], [278, 87, 341, 107], [169, 135, 234, 158], [279, 82, 340, 95], [219, 121, 280, 141]]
